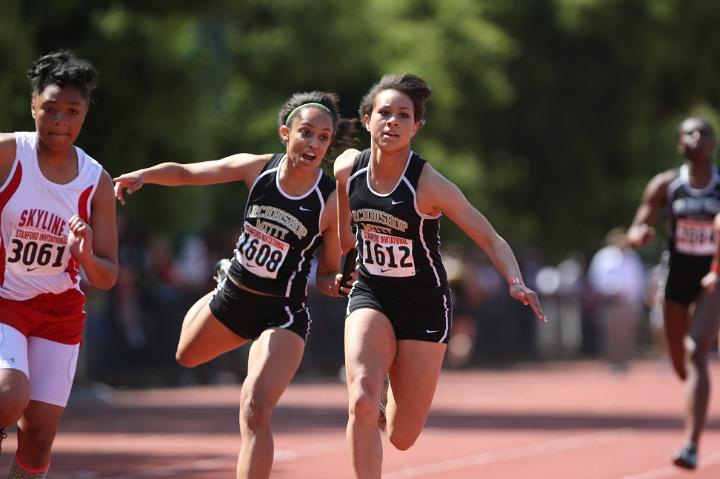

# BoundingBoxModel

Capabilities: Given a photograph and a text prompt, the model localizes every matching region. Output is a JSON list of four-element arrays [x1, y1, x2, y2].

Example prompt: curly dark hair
[[277, 91, 357, 155], [358, 73, 432, 125], [27, 50, 97, 101]]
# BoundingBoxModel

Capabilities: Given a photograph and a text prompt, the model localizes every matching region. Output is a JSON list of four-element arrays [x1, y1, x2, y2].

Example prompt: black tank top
[[347, 149, 448, 289], [228, 154, 335, 300], [665, 164, 720, 259]]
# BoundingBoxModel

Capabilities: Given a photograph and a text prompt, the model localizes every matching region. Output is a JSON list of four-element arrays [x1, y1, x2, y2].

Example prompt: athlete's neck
[[278, 157, 318, 197], [686, 157, 715, 189], [36, 141, 79, 184], [369, 145, 411, 190]]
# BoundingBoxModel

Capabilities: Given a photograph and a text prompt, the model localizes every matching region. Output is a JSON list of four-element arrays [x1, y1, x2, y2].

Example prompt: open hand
[[509, 283, 547, 322], [113, 172, 146, 205]]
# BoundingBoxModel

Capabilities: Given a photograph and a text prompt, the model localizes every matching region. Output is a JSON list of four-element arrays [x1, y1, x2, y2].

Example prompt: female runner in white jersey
[[334, 73, 546, 479], [0, 51, 118, 478], [113, 91, 355, 479]]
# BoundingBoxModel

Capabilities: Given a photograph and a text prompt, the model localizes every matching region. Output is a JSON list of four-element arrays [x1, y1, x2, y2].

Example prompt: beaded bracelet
[[508, 277, 524, 287]]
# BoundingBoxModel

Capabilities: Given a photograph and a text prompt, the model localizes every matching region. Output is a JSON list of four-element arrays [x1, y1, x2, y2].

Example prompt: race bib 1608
[[236, 222, 290, 279]]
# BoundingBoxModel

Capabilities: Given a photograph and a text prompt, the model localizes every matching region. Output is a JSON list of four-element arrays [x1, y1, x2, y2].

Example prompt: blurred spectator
[[444, 248, 479, 368], [587, 227, 646, 371], [174, 234, 211, 289], [534, 254, 586, 358], [445, 247, 533, 367]]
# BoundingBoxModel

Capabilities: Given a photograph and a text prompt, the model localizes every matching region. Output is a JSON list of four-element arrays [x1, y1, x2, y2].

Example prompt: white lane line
[[108, 458, 235, 478], [384, 429, 634, 478]]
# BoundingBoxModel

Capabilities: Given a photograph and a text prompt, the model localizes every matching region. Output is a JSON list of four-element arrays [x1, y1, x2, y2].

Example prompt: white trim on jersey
[[0, 153, 20, 192], [402, 176, 442, 287], [286, 185, 326, 298], [667, 173, 684, 200], [364, 150, 413, 197], [403, 176, 440, 220], [314, 183, 327, 236], [275, 156, 324, 200], [248, 164, 276, 198], [288, 231, 322, 298], [679, 164, 720, 196], [347, 167, 366, 195]]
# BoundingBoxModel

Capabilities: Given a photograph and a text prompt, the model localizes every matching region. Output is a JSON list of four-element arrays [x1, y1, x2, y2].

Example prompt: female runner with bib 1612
[[334, 73, 546, 479], [113, 91, 355, 479], [0, 51, 118, 479], [627, 117, 720, 470]]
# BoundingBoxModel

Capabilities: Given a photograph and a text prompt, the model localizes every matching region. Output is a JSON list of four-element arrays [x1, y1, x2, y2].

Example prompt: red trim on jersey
[[66, 185, 95, 283], [0, 162, 23, 286], [78, 184, 92, 222]]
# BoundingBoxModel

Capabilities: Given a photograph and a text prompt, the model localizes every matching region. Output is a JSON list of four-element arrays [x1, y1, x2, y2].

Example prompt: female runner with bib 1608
[[0, 51, 118, 479], [334, 73, 546, 479], [113, 91, 355, 479]]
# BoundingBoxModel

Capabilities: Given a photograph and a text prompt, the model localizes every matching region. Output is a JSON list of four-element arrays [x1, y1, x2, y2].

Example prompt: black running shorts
[[663, 252, 712, 306], [347, 278, 453, 344], [209, 277, 311, 341]]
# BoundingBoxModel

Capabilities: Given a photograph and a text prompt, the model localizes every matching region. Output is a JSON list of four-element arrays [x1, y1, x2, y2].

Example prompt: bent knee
[[684, 336, 711, 366], [0, 372, 30, 426], [175, 349, 201, 368], [348, 386, 381, 423], [240, 396, 273, 431], [388, 429, 420, 451]]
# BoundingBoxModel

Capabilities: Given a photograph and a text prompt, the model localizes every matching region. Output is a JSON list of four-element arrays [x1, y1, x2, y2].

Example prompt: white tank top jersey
[[0, 132, 102, 301]]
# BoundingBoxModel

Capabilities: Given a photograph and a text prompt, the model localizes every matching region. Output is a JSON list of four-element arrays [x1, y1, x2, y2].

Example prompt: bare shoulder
[[221, 152, 274, 184], [97, 168, 114, 188], [417, 163, 464, 214], [648, 168, 678, 190], [322, 189, 339, 219], [0, 133, 18, 185], [223, 152, 273, 169], [418, 162, 455, 196], [333, 148, 361, 181], [94, 169, 116, 201], [326, 189, 338, 209], [634, 168, 677, 209], [0, 132, 17, 163]]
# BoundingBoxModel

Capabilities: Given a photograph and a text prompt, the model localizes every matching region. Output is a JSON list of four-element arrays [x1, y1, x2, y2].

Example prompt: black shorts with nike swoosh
[[209, 276, 311, 341], [346, 278, 453, 344]]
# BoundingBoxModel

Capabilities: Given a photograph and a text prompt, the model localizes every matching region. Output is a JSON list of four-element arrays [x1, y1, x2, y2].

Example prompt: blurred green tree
[[1, 0, 719, 263]]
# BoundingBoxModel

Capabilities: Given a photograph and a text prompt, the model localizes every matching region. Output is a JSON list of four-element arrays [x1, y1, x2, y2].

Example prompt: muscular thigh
[[689, 288, 720, 348], [243, 328, 305, 405], [390, 339, 446, 416], [344, 308, 396, 400]]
